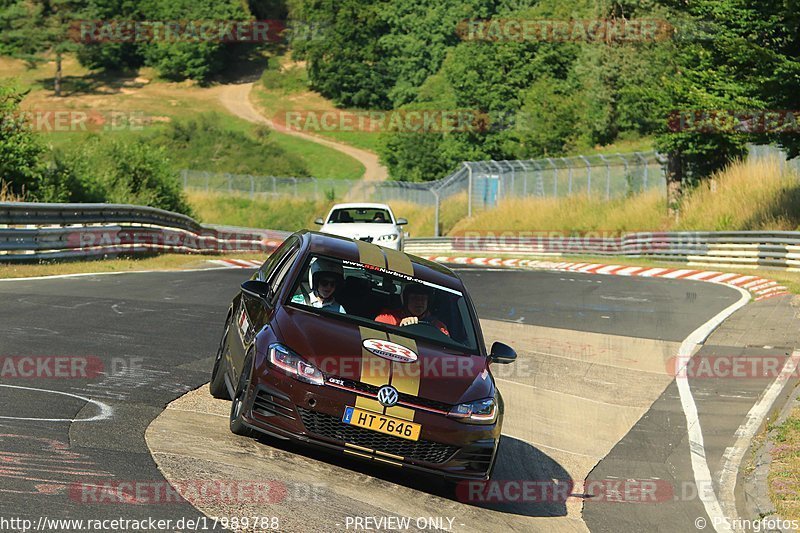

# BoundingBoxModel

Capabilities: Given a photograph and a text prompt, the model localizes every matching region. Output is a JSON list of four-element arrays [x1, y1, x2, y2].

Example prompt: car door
[[230, 238, 300, 378]]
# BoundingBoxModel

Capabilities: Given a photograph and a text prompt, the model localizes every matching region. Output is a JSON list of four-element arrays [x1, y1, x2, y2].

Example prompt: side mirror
[[396, 218, 408, 226], [489, 342, 516, 364], [314, 217, 324, 225], [241, 280, 272, 301]]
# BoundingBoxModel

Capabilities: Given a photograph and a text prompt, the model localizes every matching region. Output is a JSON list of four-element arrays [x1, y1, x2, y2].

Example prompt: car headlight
[[377, 233, 398, 242], [447, 398, 498, 424], [268, 343, 324, 385]]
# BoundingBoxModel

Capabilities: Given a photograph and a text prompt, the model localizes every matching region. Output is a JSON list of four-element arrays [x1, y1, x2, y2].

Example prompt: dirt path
[[218, 82, 388, 182]]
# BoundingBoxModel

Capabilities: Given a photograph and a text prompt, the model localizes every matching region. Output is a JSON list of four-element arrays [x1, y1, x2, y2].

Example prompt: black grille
[[333, 378, 451, 412], [298, 408, 458, 464], [253, 390, 295, 419], [358, 236, 374, 243], [455, 447, 494, 467]]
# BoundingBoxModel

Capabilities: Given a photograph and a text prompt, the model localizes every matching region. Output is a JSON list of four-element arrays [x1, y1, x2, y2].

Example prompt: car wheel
[[209, 312, 232, 400], [229, 349, 255, 437]]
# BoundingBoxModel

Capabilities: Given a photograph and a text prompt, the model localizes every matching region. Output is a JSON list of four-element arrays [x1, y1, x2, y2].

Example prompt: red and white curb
[[209, 259, 262, 269], [209, 256, 789, 301], [422, 256, 790, 302]]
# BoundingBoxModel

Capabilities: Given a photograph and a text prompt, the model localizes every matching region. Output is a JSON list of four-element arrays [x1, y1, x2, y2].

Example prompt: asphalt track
[[0, 266, 785, 532]]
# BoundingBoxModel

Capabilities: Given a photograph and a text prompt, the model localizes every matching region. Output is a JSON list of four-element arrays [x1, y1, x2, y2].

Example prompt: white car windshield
[[328, 208, 392, 224]]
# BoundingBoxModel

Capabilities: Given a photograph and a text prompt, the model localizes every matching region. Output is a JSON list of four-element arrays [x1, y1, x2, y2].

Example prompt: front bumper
[[241, 364, 499, 480]]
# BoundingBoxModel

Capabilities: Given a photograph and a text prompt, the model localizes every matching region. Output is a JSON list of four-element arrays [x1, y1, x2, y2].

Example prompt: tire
[[229, 350, 255, 437], [209, 313, 232, 400]]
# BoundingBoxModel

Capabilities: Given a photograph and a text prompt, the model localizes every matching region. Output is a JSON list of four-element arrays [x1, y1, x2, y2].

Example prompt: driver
[[291, 258, 346, 313], [374, 283, 449, 336]]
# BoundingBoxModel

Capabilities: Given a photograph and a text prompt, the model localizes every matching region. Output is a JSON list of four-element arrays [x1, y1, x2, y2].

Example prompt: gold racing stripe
[[373, 456, 403, 467], [343, 449, 373, 460], [355, 396, 384, 413], [386, 334, 420, 422], [383, 247, 414, 276], [355, 240, 386, 269], [375, 449, 404, 461], [345, 443, 374, 453], [358, 326, 391, 413]]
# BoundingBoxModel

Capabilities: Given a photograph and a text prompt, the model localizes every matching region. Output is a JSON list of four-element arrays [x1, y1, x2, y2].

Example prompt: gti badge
[[377, 385, 399, 407], [363, 339, 418, 363]]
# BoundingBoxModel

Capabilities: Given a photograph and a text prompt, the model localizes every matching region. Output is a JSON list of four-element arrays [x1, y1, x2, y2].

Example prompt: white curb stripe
[[675, 286, 751, 533], [661, 269, 696, 279], [717, 350, 800, 526], [687, 271, 722, 281], [638, 268, 668, 277]]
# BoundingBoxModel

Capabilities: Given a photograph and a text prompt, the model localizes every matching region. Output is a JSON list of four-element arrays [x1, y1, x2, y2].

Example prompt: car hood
[[274, 306, 492, 405], [321, 223, 398, 239]]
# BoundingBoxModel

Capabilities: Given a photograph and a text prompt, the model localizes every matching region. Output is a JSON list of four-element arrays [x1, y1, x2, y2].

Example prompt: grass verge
[[769, 407, 800, 522], [0, 252, 266, 280], [186, 191, 467, 237], [451, 156, 800, 234]]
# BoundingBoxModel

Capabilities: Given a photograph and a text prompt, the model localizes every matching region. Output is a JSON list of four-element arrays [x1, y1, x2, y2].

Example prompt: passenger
[[372, 212, 387, 223], [291, 258, 346, 313], [375, 283, 449, 336]]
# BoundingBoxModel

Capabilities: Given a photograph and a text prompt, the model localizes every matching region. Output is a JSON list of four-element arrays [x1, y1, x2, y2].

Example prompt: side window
[[269, 248, 300, 300], [256, 238, 297, 282]]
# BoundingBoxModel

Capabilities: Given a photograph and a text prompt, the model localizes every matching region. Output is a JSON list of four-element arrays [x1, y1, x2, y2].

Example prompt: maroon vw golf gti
[[210, 231, 516, 481]]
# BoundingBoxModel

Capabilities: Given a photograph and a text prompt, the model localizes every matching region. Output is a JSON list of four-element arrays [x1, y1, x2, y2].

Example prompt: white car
[[314, 203, 407, 251]]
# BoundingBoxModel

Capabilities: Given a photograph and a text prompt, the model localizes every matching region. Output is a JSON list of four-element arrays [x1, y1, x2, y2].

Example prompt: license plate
[[342, 407, 421, 441]]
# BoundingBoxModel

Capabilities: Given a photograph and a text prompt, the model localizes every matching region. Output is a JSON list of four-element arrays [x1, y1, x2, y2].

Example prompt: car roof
[[328, 203, 393, 210], [299, 230, 463, 291]]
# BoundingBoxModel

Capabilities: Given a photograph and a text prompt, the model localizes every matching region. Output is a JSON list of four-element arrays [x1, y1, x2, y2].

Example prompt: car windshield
[[287, 254, 479, 353], [328, 208, 392, 224]]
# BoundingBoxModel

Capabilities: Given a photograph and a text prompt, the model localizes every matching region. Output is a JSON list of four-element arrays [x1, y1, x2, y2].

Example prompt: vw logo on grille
[[377, 385, 399, 407]]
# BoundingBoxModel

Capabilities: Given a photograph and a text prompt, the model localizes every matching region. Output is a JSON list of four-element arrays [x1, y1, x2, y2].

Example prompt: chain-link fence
[[183, 150, 665, 199], [182, 151, 667, 235], [459, 152, 667, 216], [747, 144, 800, 174]]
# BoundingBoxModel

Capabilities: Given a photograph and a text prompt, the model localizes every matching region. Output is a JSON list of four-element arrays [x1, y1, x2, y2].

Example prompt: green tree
[[0, 0, 87, 96], [652, 0, 790, 209], [0, 85, 44, 196]]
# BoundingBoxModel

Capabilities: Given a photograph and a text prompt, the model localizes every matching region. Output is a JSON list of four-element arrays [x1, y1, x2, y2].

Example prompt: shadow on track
[[250, 432, 569, 518]]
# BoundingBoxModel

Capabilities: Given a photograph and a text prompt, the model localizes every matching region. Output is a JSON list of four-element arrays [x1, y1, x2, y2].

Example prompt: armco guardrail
[[0, 202, 290, 261], [4, 202, 800, 271], [403, 233, 800, 270]]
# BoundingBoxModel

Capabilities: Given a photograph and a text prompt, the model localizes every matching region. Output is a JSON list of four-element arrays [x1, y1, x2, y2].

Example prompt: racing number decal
[[238, 305, 249, 339], [362, 339, 418, 363], [357, 328, 420, 422]]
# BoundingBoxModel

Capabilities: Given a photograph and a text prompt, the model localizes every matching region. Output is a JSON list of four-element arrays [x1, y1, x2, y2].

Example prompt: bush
[[42, 137, 193, 216], [0, 85, 45, 197], [146, 112, 310, 176]]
